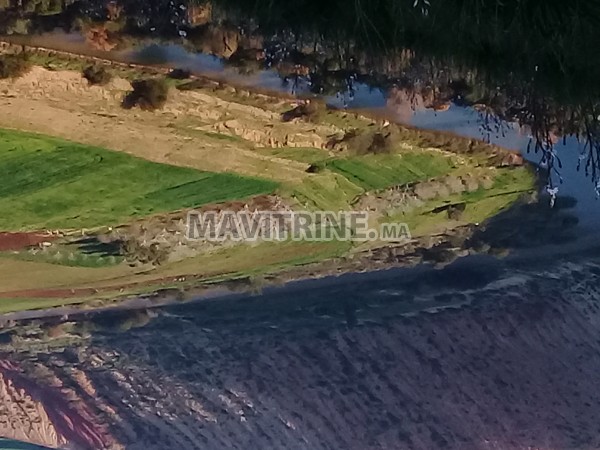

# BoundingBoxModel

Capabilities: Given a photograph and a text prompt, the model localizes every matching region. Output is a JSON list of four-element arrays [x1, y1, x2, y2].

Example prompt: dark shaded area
[[6, 249, 600, 449], [66, 236, 122, 257], [82, 64, 112, 85], [167, 67, 191, 79], [122, 78, 169, 110], [469, 195, 581, 250], [0, 52, 31, 78]]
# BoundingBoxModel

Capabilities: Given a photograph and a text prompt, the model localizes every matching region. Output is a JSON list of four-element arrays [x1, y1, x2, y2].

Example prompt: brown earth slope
[[0, 66, 332, 183]]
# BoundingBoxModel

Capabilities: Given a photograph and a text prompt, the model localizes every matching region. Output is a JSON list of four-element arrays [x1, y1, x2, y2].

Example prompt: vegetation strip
[[0, 52, 536, 312]]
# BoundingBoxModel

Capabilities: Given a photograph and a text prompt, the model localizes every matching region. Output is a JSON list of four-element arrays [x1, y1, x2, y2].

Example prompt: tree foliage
[[0, 53, 32, 79], [122, 78, 169, 110], [82, 64, 113, 85]]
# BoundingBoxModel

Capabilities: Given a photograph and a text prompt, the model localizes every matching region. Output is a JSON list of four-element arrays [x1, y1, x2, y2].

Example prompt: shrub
[[176, 78, 214, 91], [122, 78, 169, 111], [306, 162, 325, 173], [168, 68, 191, 79], [82, 64, 112, 85], [0, 53, 32, 79], [120, 238, 169, 266]]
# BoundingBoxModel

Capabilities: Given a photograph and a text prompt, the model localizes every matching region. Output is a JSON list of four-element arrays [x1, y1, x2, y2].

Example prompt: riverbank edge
[[0, 40, 537, 316]]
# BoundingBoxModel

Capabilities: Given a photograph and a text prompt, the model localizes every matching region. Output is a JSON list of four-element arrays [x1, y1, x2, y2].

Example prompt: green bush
[[168, 68, 191, 79], [122, 78, 169, 111], [82, 64, 112, 85], [306, 161, 325, 173], [0, 53, 32, 79]]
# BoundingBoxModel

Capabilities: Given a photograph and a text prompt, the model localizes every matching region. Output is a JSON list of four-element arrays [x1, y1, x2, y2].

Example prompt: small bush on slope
[[0, 53, 32, 79], [122, 78, 169, 110], [82, 65, 113, 85]]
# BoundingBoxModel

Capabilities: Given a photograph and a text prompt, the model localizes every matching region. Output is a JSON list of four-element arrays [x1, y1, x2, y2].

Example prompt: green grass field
[[0, 129, 278, 230], [326, 152, 454, 190], [285, 151, 457, 210], [287, 172, 364, 210]]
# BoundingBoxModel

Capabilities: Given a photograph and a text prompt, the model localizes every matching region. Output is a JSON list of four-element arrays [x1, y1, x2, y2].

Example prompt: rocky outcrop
[[0, 363, 64, 448], [355, 172, 495, 215], [101, 195, 293, 264]]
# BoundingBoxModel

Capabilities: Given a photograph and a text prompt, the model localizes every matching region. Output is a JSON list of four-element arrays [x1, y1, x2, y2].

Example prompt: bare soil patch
[[0, 232, 56, 251], [0, 66, 331, 183]]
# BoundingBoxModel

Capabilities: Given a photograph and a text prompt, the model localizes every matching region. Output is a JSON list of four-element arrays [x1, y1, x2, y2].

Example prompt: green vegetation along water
[[0, 52, 534, 311]]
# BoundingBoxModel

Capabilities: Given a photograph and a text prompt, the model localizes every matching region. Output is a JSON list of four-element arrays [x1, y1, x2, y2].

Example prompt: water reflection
[[124, 42, 223, 71], [3, 247, 600, 449], [406, 107, 600, 231]]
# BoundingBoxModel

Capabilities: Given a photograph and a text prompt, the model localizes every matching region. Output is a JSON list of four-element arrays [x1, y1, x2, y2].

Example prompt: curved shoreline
[[0, 42, 537, 316], [3, 232, 600, 325]]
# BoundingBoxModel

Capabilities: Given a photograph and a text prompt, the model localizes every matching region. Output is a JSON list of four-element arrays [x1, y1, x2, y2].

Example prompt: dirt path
[[0, 275, 180, 299], [0, 232, 57, 251]]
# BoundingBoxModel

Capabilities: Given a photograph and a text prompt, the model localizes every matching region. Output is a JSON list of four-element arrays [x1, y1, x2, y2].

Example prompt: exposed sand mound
[[0, 232, 56, 251], [0, 67, 329, 182]]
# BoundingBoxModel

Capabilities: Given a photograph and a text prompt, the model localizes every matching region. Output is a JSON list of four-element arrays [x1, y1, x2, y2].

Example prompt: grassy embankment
[[0, 81, 535, 313], [262, 140, 532, 237], [0, 129, 308, 298], [0, 129, 351, 311]]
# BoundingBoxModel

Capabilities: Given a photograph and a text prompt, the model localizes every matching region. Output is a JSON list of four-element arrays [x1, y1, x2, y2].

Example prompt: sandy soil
[[0, 66, 336, 183], [0, 361, 115, 449]]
